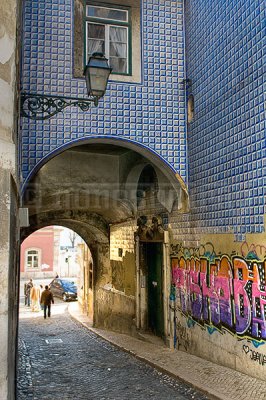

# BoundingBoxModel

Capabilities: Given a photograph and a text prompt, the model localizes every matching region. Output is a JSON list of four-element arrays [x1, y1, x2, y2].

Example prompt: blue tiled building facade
[[21, 0, 187, 182], [185, 0, 265, 239]]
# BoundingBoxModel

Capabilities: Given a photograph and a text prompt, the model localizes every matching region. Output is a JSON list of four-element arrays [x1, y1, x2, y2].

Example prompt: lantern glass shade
[[84, 53, 112, 99]]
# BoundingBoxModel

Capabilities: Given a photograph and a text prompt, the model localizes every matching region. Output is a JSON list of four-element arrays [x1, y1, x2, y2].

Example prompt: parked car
[[49, 278, 77, 302]]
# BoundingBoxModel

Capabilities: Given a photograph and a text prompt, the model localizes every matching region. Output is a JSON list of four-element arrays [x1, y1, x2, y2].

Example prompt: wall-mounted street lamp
[[21, 53, 112, 120]]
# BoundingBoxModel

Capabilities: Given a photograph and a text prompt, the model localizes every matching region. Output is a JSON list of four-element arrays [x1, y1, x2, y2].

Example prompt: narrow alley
[[17, 302, 209, 400]]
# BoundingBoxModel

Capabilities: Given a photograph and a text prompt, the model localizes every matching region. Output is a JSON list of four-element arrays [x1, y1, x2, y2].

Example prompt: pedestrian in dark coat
[[40, 285, 54, 319]]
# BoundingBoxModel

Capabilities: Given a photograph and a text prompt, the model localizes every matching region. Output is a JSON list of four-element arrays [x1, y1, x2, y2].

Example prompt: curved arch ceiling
[[22, 142, 189, 234]]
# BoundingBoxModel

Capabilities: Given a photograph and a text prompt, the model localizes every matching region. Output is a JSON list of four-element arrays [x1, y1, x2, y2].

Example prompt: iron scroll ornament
[[21, 93, 98, 120]]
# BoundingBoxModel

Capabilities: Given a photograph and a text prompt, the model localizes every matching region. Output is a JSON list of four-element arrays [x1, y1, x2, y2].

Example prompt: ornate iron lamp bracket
[[21, 93, 98, 120]]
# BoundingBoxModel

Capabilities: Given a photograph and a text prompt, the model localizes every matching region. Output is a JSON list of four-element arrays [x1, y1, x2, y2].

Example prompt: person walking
[[39, 284, 44, 310], [25, 279, 33, 307], [30, 284, 41, 312], [40, 285, 54, 319], [24, 283, 27, 305]]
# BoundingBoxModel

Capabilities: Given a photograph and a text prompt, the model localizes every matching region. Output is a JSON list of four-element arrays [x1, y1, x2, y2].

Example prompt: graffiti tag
[[243, 345, 266, 366], [175, 319, 190, 351], [241, 241, 266, 261]]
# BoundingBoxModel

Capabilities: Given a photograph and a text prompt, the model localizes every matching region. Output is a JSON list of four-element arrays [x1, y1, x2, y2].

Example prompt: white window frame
[[85, 3, 131, 75], [25, 248, 41, 271], [86, 5, 128, 22]]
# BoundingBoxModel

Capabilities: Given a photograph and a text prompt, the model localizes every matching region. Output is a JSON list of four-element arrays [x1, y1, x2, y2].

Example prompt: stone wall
[[94, 286, 136, 335], [0, 0, 19, 398], [110, 221, 136, 297]]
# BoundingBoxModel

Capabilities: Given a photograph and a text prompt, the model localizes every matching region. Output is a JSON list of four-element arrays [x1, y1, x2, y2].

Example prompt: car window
[[62, 280, 77, 290]]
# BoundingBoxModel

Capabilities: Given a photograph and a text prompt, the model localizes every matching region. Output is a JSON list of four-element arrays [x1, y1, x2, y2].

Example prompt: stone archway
[[21, 141, 188, 335], [20, 211, 111, 326]]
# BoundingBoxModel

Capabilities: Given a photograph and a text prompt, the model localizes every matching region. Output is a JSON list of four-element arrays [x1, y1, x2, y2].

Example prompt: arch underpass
[[21, 141, 189, 334]]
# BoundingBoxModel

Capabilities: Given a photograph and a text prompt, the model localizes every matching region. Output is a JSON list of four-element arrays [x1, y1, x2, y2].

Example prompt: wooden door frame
[[135, 230, 170, 341]]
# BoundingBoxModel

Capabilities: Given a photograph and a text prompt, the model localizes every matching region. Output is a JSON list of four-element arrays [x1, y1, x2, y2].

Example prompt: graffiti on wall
[[175, 318, 190, 351], [171, 243, 266, 342], [241, 242, 266, 260], [243, 345, 266, 366]]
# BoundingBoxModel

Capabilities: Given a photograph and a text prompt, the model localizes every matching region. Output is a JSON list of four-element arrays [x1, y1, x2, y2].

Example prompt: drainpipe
[[163, 230, 171, 346], [135, 235, 140, 329]]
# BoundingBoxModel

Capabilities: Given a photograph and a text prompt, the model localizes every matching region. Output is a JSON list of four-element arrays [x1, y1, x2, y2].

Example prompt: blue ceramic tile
[[185, 0, 264, 234]]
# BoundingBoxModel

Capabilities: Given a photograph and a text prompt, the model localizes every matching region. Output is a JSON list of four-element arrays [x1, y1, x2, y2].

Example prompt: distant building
[[20, 226, 62, 279]]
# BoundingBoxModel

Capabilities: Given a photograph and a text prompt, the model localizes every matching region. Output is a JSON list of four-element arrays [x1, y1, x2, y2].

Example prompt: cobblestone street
[[17, 303, 209, 400]]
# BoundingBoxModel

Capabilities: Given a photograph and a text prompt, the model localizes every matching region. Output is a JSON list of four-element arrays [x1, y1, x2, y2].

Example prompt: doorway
[[143, 242, 164, 337]]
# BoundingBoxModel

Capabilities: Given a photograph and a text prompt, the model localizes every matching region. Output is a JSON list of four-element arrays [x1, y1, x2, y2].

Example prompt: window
[[26, 249, 41, 270], [74, 0, 140, 83], [86, 4, 131, 75], [187, 94, 194, 123]]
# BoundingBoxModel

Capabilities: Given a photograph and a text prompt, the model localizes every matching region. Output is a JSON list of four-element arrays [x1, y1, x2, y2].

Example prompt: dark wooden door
[[146, 242, 164, 337]]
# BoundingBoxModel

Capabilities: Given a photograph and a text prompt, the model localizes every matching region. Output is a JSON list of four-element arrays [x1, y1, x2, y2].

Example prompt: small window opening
[[187, 94, 194, 123]]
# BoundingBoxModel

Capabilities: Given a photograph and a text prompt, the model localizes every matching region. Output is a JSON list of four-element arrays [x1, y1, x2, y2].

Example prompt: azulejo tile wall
[[21, 0, 187, 184], [185, 0, 265, 236]]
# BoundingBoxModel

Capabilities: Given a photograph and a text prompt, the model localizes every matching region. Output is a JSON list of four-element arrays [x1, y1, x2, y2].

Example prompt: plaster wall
[[23, 148, 137, 228], [28, 150, 121, 216], [110, 221, 136, 261], [94, 287, 136, 334], [34, 150, 120, 190], [53, 227, 62, 276], [0, 169, 12, 400], [94, 221, 137, 333], [0, 0, 19, 398], [77, 243, 93, 318]]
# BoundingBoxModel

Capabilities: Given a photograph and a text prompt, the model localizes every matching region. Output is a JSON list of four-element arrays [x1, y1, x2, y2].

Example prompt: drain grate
[[45, 339, 63, 344]]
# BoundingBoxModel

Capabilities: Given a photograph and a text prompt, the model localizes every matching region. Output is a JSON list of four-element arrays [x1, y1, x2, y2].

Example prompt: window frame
[[25, 248, 41, 271], [85, 2, 132, 76]]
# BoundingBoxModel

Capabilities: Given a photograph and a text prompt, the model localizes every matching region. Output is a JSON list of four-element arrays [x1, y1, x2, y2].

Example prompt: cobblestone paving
[[17, 305, 209, 400]]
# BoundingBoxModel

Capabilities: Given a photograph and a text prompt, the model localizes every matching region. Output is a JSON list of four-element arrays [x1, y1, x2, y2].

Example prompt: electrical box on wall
[[19, 208, 29, 227], [141, 275, 146, 288]]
